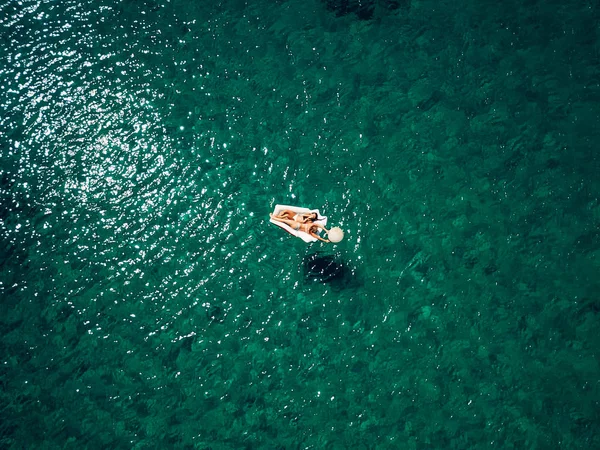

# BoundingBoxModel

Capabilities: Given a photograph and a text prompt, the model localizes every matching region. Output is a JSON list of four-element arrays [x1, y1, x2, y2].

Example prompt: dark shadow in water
[[303, 251, 350, 285], [324, 0, 408, 20]]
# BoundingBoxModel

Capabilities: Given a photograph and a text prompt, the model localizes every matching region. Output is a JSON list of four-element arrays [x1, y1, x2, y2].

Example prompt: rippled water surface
[[2, 0, 599, 448]]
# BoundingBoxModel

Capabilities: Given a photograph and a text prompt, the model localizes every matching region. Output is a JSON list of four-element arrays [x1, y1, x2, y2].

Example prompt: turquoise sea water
[[1, 0, 599, 448]]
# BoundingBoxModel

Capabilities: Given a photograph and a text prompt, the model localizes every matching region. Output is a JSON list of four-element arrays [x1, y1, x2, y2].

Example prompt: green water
[[1, 0, 599, 448]]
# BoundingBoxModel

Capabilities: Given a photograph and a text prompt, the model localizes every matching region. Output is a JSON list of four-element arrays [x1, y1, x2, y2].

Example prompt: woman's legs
[[270, 215, 300, 229], [274, 209, 296, 220]]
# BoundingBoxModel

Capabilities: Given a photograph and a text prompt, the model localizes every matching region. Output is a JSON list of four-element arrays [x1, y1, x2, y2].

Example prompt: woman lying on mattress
[[269, 213, 331, 243], [271, 209, 320, 223]]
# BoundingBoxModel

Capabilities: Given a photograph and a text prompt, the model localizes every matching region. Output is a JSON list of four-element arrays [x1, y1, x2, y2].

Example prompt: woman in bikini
[[269, 213, 331, 243], [272, 209, 319, 223]]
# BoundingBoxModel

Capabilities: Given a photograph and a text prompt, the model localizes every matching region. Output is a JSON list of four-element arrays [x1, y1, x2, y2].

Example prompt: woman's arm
[[311, 231, 330, 243]]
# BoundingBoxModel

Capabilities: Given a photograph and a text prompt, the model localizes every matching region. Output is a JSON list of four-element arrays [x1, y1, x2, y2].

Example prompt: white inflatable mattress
[[269, 204, 327, 243]]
